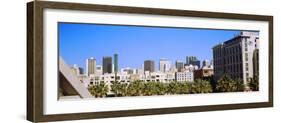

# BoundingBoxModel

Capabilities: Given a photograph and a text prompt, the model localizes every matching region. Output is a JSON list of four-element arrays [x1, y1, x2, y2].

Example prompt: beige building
[[70, 64, 84, 76], [253, 49, 259, 79], [194, 67, 214, 79], [213, 31, 259, 84], [86, 57, 96, 76]]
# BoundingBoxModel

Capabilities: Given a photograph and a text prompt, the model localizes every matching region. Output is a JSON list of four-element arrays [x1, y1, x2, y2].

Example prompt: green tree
[[168, 82, 181, 94], [248, 76, 259, 91], [235, 78, 245, 92], [191, 79, 212, 93], [143, 82, 156, 96], [155, 82, 168, 95], [110, 81, 119, 97], [126, 80, 144, 96], [88, 81, 109, 98], [179, 82, 190, 94], [216, 75, 245, 92], [111, 82, 127, 97]]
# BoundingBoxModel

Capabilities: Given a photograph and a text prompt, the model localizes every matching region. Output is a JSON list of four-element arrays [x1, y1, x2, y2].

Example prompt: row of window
[[213, 44, 242, 58], [225, 63, 243, 73], [227, 73, 243, 80], [224, 55, 242, 65], [225, 45, 242, 55]]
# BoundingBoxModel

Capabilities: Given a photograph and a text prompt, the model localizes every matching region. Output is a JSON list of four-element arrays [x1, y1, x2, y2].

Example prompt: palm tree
[[168, 82, 181, 94], [111, 81, 128, 97], [235, 78, 245, 92], [248, 76, 259, 91], [110, 81, 119, 97], [216, 74, 244, 92], [88, 81, 109, 98], [126, 80, 144, 96], [155, 82, 168, 95], [190, 79, 212, 93], [199, 79, 213, 93], [118, 83, 128, 96], [143, 82, 156, 96], [180, 82, 191, 94]]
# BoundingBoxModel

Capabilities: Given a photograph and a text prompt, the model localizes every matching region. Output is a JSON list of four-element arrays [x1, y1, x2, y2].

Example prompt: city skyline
[[76, 55, 209, 74], [60, 29, 260, 99], [59, 23, 240, 70]]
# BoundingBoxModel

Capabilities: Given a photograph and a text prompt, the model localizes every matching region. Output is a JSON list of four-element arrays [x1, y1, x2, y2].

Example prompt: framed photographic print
[[27, 0, 273, 122]]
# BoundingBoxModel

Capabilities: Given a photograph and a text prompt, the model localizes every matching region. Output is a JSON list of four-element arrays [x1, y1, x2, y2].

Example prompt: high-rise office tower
[[189, 56, 201, 68], [86, 57, 96, 76], [202, 60, 210, 68], [186, 56, 189, 65], [144, 60, 155, 73], [103, 56, 112, 74], [175, 60, 184, 72], [114, 54, 118, 73], [159, 58, 171, 73]]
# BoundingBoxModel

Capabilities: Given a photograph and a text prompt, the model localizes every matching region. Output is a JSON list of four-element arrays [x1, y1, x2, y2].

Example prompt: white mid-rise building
[[184, 64, 198, 72], [95, 65, 103, 75], [159, 58, 171, 73], [175, 71, 194, 82], [70, 64, 84, 76]]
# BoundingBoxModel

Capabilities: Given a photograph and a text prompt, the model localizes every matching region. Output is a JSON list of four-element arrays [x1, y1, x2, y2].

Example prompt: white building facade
[[175, 71, 194, 82], [159, 58, 171, 73]]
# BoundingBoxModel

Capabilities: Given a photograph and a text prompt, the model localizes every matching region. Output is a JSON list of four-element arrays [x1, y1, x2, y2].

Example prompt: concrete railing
[[59, 57, 92, 98]]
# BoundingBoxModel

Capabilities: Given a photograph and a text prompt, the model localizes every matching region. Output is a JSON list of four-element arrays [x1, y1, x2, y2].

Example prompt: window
[[245, 63, 249, 71], [245, 53, 248, 61], [244, 41, 248, 51]]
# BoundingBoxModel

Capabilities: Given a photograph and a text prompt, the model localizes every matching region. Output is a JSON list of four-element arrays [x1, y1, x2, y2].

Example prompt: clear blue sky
[[59, 23, 240, 70]]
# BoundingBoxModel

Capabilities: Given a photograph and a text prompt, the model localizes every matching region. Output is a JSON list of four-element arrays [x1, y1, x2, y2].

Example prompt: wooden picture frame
[[27, 1, 273, 122]]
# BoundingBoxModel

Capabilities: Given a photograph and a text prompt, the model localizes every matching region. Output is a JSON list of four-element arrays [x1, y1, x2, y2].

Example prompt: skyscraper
[[189, 56, 201, 68], [202, 60, 210, 68], [70, 64, 84, 76], [213, 31, 259, 84], [103, 56, 112, 74], [185, 56, 189, 65], [144, 60, 155, 73], [86, 57, 96, 76], [114, 54, 118, 73], [159, 58, 171, 73], [175, 60, 184, 72]]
